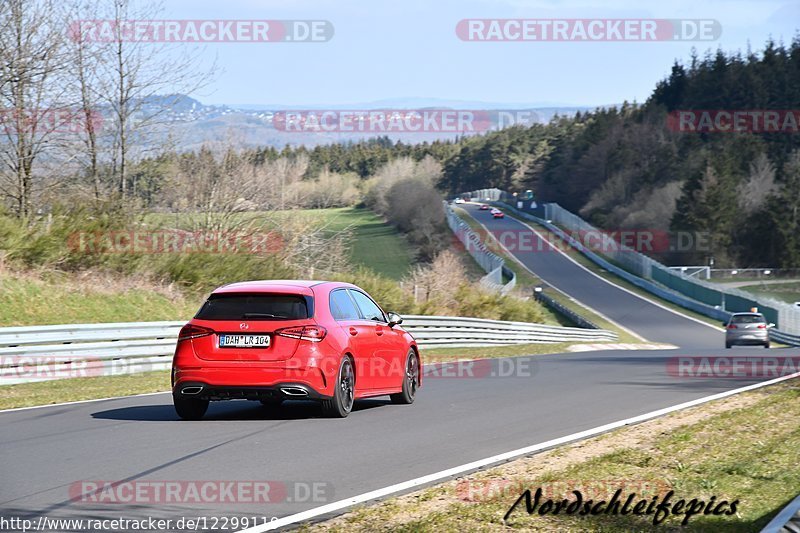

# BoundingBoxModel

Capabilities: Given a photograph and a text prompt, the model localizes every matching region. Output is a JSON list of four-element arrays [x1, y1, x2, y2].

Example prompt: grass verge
[[147, 207, 414, 280], [0, 270, 200, 326], [308, 378, 800, 532], [293, 207, 414, 280], [0, 370, 171, 410], [740, 282, 800, 305]]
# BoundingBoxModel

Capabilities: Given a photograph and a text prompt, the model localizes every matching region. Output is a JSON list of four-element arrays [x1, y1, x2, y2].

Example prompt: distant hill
[[134, 95, 599, 151]]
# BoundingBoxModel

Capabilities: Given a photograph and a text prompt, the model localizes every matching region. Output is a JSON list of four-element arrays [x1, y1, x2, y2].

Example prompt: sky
[[157, 0, 800, 107]]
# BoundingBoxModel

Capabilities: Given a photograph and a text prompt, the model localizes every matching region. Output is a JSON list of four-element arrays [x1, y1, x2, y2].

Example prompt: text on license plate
[[219, 335, 271, 348]]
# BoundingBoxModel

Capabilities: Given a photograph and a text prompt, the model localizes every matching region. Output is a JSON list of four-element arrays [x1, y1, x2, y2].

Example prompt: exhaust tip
[[181, 386, 203, 395], [281, 387, 308, 397]]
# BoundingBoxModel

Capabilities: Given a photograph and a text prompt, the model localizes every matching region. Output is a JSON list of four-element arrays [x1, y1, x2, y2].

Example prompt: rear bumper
[[173, 380, 331, 401], [726, 334, 769, 345], [172, 365, 330, 400]]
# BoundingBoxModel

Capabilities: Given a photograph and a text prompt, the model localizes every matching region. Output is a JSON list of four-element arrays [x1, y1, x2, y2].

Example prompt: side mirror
[[387, 312, 403, 327]]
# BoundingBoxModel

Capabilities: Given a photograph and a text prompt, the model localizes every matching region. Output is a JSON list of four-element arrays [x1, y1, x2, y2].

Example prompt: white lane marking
[[0, 391, 170, 413], [567, 343, 678, 352], [462, 207, 646, 342], [237, 369, 800, 532], [504, 211, 724, 333]]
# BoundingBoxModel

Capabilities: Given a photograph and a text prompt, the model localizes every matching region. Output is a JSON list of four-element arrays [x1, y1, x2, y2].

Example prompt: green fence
[[653, 266, 778, 325], [652, 267, 723, 306]]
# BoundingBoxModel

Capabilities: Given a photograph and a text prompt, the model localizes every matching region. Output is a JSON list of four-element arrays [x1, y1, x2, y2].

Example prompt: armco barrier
[[445, 203, 516, 294], [760, 493, 800, 533], [768, 329, 800, 347], [496, 202, 734, 323], [540, 202, 795, 332], [0, 316, 616, 385], [534, 291, 600, 330], [497, 201, 800, 346]]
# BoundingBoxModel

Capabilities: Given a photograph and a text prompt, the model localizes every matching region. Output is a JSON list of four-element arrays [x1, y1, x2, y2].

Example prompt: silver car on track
[[724, 312, 773, 349]]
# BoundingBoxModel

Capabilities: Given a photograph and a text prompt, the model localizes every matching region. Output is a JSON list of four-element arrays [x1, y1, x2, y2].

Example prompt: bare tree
[[290, 167, 360, 208], [64, 0, 106, 201], [405, 249, 466, 311], [0, 0, 70, 220], [738, 152, 778, 214], [87, 0, 215, 198]]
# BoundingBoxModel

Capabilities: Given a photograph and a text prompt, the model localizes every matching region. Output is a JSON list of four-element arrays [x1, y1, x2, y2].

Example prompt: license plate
[[219, 334, 271, 348]]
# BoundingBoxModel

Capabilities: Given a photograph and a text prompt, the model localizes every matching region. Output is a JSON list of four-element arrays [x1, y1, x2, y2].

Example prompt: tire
[[725, 342, 731, 349], [321, 357, 354, 418], [174, 395, 209, 420], [764, 342, 771, 349], [390, 350, 419, 405]]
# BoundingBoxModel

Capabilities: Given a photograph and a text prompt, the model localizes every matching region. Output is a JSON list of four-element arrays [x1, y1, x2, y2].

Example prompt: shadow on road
[[91, 398, 391, 421]]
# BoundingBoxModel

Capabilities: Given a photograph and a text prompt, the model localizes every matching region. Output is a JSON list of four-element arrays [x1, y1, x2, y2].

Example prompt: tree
[[0, 0, 69, 220], [87, 0, 214, 198]]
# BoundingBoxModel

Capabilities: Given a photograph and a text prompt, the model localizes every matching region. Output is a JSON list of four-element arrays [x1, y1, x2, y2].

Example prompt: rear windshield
[[196, 293, 310, 320], [731, 314, 765, 324]]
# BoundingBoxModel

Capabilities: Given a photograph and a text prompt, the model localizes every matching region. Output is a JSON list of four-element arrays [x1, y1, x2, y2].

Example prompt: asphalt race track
[[460, 203, 722, 349], [2, 206, 797, 530]]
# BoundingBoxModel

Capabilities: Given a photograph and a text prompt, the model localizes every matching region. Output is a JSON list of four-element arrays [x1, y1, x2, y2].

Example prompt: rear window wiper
[[241, 313, 289, 319]]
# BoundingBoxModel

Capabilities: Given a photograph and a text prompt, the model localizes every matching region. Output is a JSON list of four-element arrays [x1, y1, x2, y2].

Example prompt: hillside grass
[[739, 282, 800, 305], [0, 271, 200, 327], [146, 207, 414, 280]]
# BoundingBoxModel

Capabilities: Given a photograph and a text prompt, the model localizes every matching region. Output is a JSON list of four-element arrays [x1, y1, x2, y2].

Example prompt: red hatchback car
[[171, 280, 420, 419]]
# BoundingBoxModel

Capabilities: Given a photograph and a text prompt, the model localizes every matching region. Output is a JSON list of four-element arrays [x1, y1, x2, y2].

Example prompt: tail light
[[757, 324, 767, 329], [727, 324, 737, 329], [178, 324, 214, 341], [276, 325, 327, 342]]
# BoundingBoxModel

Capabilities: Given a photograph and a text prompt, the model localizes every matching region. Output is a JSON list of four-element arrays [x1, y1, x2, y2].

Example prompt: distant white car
[[454, 198, 465, 204]]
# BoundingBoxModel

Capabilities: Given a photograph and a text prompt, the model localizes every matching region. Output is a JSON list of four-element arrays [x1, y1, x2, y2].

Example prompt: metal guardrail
[[538, 201, 800, 335], [497, 202, 735, 319], [768, 329, 800, 347], [402, 315, 616, 348], [445, 203, 516, 295], [496, 201, 800, 347], [761, 494, 800, 533], [0, 316, 617, 385], [533, 291, 601, 330]]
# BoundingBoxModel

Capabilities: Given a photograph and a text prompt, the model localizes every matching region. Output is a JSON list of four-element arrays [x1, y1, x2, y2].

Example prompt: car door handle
[[349, 327, 358, 336]]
